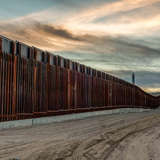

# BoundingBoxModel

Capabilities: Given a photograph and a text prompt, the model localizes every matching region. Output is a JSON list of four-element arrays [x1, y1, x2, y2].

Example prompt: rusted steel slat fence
[[0, 35, 159, 122]]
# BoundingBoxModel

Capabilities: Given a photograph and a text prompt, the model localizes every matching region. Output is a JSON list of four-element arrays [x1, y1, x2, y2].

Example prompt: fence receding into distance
[[0, 35, 159, 122]]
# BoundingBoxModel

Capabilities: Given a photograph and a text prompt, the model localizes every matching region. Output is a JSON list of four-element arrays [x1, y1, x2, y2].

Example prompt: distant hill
[[150, 92, 160, 97]]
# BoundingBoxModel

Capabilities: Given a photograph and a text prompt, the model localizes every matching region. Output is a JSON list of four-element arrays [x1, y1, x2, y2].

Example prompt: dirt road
[[0, 109, 160, 160]]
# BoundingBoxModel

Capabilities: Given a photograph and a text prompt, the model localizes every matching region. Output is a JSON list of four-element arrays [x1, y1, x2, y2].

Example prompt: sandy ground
[[0, 109, 160, 160]]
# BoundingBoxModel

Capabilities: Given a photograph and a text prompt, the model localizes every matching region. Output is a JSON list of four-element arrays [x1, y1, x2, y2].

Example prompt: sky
[[0, 0, 160, 93]]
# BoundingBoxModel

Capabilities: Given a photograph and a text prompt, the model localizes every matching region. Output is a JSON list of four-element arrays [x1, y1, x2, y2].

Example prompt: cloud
[[0, 20, 160, 68], [66, 0, 160, 24], [105, 70, 160, 92], [32, 21, 83, 42], [94, 1, 160, 24], [0, 0, 160, 92], [0, 0, 55, 20]]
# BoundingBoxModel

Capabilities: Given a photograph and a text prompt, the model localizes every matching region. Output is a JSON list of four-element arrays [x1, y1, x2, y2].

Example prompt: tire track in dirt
[[1, 111, 160, 160], [22, 114, 160, 160]]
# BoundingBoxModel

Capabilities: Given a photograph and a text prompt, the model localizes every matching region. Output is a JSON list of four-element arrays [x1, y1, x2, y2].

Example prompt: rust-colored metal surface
[[0, 35, 159, 122]]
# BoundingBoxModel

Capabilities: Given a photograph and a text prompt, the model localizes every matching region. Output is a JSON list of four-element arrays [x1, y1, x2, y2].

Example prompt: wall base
[[0, 108, 151, 130]]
